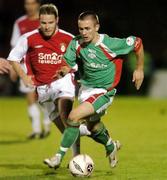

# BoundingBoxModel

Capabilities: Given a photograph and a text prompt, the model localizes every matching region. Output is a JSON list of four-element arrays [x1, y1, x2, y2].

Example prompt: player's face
[[78, 18, 99, 43], [40, 14, 58, 38], [24, 0, 40, 17]]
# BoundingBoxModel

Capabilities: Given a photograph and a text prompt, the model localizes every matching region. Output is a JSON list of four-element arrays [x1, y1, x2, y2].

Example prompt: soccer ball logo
[[87, 163, 93, 172], [69, 154, 94, 177]]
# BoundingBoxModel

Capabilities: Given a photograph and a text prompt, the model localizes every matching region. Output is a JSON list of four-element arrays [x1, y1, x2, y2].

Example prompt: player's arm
[[53, 39, 78, 79], [9, 66, 18, 82], [132, 38, 144, 90], [53, 59, 78, 79], [11, 61, 35, 88], [8, 35, 35, 88], [10, 21, 21, 48]]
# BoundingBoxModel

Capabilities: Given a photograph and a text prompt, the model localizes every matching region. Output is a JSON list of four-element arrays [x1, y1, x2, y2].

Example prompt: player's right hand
[[22, 75, 35, 88]]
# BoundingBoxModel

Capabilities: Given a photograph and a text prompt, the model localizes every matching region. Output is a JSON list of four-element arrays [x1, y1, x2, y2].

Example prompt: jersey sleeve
[[63, 39, 78, 70], [7, 34, 28, 62], [10, 21, 21, 48], [108, 36, 139, 55]]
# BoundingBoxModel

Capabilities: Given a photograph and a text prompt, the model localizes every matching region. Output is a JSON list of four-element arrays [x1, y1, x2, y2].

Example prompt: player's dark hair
[[36, 0, 41, 3], [78, 11, 99, 24], [39, 3, 58, 18]]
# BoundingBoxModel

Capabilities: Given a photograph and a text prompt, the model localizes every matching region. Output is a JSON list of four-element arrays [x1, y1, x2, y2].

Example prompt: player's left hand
[[132, 69, 144, 90]]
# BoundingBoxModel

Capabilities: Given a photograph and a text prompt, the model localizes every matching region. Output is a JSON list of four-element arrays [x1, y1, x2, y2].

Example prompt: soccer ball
[[69, 154, 94, 177]]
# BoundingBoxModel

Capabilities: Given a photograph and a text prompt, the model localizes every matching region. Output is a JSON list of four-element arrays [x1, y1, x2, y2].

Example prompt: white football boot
[[44, 153, 62, 169], [109, 140, 121, 168]]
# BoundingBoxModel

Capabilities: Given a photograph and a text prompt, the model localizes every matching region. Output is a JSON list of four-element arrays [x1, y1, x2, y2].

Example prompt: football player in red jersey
[[8, 3, 82, 156], [10, 0, 52, 139]]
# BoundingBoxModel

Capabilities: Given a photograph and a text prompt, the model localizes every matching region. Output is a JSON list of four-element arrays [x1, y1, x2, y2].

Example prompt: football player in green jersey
[[44, 11, 144, 169]]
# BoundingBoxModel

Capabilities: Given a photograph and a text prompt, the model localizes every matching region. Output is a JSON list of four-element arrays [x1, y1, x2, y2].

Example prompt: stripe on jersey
[[59, 29, 74, 38], [99, 43, 116, 60], [85, 93, 104, 104]]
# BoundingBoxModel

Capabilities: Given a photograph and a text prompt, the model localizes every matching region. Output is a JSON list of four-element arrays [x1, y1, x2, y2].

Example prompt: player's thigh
[[69, 101, 94, 122], [26, 91, 37, 105], [40, 101, 58, 121]]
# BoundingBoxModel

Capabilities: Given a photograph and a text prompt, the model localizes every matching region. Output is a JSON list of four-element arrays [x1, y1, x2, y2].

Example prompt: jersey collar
[[95, 34, 104, 46]]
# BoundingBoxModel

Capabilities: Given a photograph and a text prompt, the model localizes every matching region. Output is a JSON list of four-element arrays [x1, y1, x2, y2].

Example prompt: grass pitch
[[0, 96, 167, 179]]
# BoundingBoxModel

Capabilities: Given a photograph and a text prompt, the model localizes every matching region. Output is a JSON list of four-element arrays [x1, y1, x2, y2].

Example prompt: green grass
[[0, 96, 167, 179]]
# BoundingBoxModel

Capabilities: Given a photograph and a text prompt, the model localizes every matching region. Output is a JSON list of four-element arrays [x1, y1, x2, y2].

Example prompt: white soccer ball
[[69, 154, 94, 177]]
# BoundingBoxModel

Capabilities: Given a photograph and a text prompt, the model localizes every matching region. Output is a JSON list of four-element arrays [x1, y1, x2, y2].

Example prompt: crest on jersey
[[126, 37, 134, 46], [60, 43, 66, 53]]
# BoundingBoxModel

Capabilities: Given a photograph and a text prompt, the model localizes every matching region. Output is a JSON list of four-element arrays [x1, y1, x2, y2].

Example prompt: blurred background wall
[[0, 0, 166, 96]]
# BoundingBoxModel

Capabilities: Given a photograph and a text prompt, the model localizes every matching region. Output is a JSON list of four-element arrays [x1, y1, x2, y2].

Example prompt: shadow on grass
[[0, 131, 32, 145], [0, 139, 29, 145], [0, 163, 115, 180], [92, 169, 115, 179], [0, 164, 79, 180], [0, 163, 45, 170]]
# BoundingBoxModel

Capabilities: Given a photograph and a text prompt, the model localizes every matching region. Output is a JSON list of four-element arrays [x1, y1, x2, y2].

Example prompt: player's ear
[[95, 24, 100, 32], [56, 16, 59, 24]]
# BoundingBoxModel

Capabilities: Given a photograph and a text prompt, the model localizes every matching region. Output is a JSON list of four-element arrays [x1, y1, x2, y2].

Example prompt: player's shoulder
[[15, 15, 28, 24], [58, 29, 74, 38], [22, 29, 39, 39]]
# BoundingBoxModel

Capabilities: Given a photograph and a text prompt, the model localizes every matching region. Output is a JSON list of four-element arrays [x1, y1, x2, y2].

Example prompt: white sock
[[79, 124, 91, 136], [28, 103, 41, 133], [42, 107, 51, 132]]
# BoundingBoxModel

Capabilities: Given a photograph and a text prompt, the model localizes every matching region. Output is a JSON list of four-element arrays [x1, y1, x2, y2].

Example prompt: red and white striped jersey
[[8, 29, 74, 85]]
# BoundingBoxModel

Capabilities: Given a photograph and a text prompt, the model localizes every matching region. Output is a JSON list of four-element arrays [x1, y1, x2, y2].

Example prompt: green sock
[[90, 122, 114, 155], [58, 127, 80, 158]]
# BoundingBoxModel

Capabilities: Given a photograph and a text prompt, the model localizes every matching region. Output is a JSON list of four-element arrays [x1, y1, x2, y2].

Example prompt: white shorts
[[37, 73, 75, 121]]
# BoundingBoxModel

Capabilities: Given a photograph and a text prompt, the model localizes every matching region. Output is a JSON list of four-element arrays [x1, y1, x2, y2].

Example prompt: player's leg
[[87, 118, 120, 167], [57, 97, 80, 157], [40, 106, 51, 137], [86, 93, 121, 168], [26, 91, 42, 139], [57, 97, 73, 127], [19, 78, 42, 139], [44, 101, 94, 168], [39, 100, 64, 133]]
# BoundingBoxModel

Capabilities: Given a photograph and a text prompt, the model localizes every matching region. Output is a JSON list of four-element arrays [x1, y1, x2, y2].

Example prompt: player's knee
[[66, 118, 80, 127], [65, 111, 80, 127], [68, 111, 80, 122]]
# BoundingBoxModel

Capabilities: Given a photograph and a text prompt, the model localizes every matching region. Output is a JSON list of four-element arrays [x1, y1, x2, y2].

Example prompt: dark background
[[0, 0, 166, 95]]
